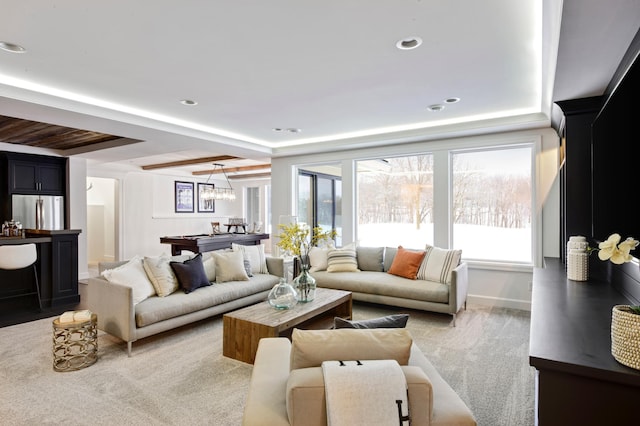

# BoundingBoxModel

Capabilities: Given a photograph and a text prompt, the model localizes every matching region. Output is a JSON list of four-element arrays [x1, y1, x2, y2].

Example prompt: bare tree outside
[[452, 147, 532, 261], [357, 156, 434, 247], [357, 146, 533, 262]]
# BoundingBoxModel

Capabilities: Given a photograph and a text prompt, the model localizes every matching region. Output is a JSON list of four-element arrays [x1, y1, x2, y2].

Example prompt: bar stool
[[0, 243, 42, 310]]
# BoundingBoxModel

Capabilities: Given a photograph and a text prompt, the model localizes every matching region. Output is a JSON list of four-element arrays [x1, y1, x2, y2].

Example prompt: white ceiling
[[0, 1, 638, 176]]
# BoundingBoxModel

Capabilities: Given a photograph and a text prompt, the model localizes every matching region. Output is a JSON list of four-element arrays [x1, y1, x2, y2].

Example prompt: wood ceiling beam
[[192, 164, 271, 176], [141, 155, 239, 170], [228, 172, 271, 180]]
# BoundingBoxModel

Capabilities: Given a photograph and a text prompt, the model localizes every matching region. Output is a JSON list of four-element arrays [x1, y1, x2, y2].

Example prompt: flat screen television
[[591, 53, 640, 246]]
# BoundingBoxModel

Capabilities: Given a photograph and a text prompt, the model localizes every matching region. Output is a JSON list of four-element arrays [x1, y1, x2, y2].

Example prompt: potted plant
[[276, 223, 336, 302]]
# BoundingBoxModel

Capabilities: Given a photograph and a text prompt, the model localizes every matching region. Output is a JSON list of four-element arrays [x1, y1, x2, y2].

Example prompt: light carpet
[[0, 303, 534, 426]]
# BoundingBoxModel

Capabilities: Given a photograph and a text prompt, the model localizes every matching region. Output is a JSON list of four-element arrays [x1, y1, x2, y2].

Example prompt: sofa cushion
[[232, 243, 268, 274], [286, 365, 432, 426], [289, 328, 413, 370], [356, 246, 384, 272], [326, 245, 359, 273], [387, 246, 426, 279], [417, 245, 462, 284], [134, 274, 278, 327], [313, 270, 450, 304], [383, 246, 398, 272], [101, 255, 156, 304], [334, 314, 409, 329], [213, 250, 250, 283]]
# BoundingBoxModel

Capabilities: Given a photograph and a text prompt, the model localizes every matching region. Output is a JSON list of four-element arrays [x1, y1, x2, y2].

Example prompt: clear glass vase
[[267, 278, 298, 310], [293, 262, 316, 303]]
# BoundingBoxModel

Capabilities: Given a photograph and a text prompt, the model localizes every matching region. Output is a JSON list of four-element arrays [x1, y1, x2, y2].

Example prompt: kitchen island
[[160, 233, 269, 255], [0, 229, 81, 327]]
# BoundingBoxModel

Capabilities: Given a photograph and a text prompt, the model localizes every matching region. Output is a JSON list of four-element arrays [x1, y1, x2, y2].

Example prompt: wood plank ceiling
[[0, 115, 139, 151], [1, 115, 272, 178]]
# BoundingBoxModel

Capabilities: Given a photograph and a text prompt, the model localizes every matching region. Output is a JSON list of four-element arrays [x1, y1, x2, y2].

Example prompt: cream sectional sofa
[[86, 247, 284, 356], [243, 328, 477, 426], [310, 245, 469, 325]]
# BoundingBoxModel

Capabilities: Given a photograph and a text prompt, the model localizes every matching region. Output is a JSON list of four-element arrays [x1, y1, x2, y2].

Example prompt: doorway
[[86, 177, 118, 274]]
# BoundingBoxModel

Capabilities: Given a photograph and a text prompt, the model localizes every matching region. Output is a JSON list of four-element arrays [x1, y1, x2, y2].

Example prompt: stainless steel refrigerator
[[12, 194, 65, 230]]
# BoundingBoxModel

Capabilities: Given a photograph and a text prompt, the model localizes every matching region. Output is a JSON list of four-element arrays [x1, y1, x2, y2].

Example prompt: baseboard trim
[[468, 294, 531, 311]]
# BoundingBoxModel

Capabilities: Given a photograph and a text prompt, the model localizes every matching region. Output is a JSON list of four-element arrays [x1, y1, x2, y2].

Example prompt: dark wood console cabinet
[[530, 258, 640, 425]]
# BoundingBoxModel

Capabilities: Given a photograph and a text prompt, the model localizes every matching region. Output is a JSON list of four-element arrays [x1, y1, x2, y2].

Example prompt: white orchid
[[597, 233, 639, 264]]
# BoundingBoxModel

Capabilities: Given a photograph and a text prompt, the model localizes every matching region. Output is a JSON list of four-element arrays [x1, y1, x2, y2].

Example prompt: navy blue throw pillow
[[170, 253, 211, 294]]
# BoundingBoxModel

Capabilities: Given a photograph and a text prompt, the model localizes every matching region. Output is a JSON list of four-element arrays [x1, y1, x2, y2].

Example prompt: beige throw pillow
[[212, 250, 250, 283], [289, 328, 413, 370], [143, 254, 179, 297], [308, 246, 331, 272]]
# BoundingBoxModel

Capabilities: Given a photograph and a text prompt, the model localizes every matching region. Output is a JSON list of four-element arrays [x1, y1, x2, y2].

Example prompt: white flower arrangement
[[594, 233, 639, 264]]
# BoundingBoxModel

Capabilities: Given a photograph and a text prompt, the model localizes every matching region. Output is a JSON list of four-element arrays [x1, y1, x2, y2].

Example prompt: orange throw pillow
[[387, 246, 426, 280]]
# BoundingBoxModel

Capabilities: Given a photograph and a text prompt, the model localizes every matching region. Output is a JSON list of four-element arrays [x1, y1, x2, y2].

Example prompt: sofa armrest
[[86, 276, 136, 345], [243, 338, 292, 426], [449, 262, 469, 313], [266, 256, 285, 278]]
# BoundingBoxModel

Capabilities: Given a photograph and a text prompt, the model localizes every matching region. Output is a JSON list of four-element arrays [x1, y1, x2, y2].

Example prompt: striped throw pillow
[[417, 245, 462, 284], [326, 245, 359, 272]]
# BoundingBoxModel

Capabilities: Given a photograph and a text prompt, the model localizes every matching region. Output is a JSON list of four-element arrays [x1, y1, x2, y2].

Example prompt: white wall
[[270, 128, 561, 310], [68, 157, 89, 279], [4, 126, 561, 308], [116, 172, 240, 259]]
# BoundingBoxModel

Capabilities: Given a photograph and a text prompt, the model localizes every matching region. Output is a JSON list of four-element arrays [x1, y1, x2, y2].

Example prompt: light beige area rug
[[0, 303, 534, 426]]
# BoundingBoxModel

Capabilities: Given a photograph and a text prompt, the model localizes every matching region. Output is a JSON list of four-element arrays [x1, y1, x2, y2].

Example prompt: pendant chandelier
[[201, 163, 236, 201]]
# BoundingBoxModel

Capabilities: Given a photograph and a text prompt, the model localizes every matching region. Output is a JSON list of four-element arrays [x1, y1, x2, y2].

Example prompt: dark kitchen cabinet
[[6, 154, 66, 195], [0, 151, 67, 224]]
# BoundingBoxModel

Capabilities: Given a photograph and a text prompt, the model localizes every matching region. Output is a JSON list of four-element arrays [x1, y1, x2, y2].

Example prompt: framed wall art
[[175, 181, 194, 213], [197, 183, 215, 213]]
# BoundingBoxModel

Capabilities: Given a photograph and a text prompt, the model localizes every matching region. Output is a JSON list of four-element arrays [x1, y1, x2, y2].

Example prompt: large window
[[452, 146, 533, 263], [356, 156, 434, 248], [297, 142, 535, 265], [351, 144, 533, 264], [298, 169, 342, 246]]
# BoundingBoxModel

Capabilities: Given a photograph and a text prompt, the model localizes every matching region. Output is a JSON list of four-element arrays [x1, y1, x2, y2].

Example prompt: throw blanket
[[321, 359, 409, 426]]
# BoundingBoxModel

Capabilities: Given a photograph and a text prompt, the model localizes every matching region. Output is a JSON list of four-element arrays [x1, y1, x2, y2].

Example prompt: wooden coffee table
[[223, 288, 352, 364]]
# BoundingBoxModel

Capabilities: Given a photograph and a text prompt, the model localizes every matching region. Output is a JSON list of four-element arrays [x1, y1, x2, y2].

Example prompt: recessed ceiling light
[[180, 99, 197, 106], [396, 37, 422, 50], [444, 97, 461, 104], [0, 41, 26, 53], [427, 104, 445, 112], [273, 128, 301, 133]]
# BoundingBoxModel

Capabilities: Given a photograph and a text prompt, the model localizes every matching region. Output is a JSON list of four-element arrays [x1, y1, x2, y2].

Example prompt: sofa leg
[[451, 313, 456, 327], [127, 341, 132, 357]]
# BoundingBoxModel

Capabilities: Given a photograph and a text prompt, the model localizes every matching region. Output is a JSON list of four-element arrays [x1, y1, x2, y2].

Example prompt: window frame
[[449, 143, 537, 266]]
